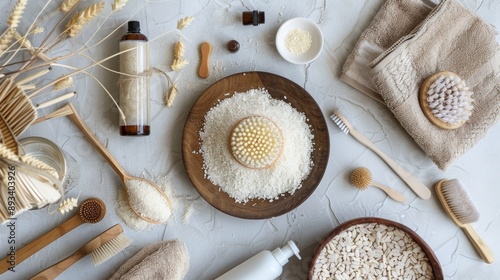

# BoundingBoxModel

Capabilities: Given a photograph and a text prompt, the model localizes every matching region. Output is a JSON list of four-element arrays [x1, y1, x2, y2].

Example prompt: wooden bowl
[[182, 72, 330, 219], [308, 217, 443, 280]]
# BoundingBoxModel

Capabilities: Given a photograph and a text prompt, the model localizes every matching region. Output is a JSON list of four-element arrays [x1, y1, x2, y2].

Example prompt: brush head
[[330, 111, 350, 134], [436, 179, 479, 226], [79, 198, 106, 223], [350, 167, 372, 190], [91, 232, 132, 266]]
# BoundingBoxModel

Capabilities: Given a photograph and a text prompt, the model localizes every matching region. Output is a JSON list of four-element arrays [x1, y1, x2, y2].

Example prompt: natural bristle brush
[[435, 179, 494, 264], [350, 167, 406, 203], [0, 198, 106, 274], [330, 110, 431, 199], [30, 224, 132, 280]]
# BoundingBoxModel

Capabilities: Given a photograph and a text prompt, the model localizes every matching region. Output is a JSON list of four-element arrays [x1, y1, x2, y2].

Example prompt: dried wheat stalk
[[171, 58, 188, 71], [0, 29, 15, 56], [66, 2, 105, 37], [112, 0, 129, 11], [166, 84, 178, 107], [177, 16, 194, 30], [60, 0, 80, 12], [8, 0, 28, 28], [173, 38, 185, 59]]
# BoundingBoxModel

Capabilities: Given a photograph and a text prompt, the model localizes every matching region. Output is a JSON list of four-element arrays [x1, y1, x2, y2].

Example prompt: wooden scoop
[[64, 104, 171, 224], [0, 198, 105, 274], [198, 42, 211, 79]]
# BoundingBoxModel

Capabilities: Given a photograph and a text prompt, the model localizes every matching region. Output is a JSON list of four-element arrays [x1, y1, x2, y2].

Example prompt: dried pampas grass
[[8, 0, 28, 28], [66, 2, 105, 37], [177, 16, 194, 30]]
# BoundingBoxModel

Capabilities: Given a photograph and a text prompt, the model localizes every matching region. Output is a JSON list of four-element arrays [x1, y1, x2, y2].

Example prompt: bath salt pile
[[311, 223, 434, 280], [199, 88, 314, 203]]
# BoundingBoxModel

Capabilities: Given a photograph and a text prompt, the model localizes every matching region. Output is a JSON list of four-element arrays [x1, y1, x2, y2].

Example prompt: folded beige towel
[[109, 240, 189, 280], [341, 0, 434, 103], [370, 0, 500, 169]]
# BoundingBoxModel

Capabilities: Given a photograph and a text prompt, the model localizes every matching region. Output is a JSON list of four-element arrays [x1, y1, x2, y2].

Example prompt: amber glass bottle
[[119, 21, 150, 136]]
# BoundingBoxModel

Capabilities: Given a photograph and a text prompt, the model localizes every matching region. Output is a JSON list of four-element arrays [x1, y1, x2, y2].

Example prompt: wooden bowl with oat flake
[[308, 217, 443, 280]]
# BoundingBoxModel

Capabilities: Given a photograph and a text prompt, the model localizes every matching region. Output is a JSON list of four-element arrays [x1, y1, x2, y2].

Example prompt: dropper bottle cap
[[128, 21, 141, 33], [271, 240, 301, 266]]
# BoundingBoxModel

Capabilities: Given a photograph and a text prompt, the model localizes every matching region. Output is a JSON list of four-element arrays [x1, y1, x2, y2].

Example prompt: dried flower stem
[[60, 0, 80, 12]]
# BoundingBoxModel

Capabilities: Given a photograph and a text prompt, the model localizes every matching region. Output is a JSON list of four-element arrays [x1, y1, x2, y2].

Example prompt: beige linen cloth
[[342, 0, 500, 170], [109, 240, 189, 280]]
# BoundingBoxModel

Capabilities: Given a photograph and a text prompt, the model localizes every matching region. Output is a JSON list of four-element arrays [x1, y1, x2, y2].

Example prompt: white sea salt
[[199, 88, 314, 203]]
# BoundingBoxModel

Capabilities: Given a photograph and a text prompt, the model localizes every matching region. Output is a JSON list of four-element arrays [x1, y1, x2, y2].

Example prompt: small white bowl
[[276, 18, 323, 64]]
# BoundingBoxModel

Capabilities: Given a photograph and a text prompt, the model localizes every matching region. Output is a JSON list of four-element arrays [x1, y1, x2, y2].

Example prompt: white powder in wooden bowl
[[199, 88, 314, 203]]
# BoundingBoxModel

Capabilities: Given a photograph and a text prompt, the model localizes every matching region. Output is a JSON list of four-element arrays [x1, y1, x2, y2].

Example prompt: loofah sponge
[[229, 115, 283, 169], [109, 240, 189, 280]]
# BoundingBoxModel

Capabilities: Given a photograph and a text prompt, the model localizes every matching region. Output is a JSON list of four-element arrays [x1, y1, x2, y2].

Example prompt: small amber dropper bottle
[[242, 10, 265, 26]]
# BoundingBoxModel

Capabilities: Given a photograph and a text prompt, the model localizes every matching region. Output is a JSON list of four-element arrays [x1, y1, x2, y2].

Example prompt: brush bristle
[[91, 234, 132, 266], [440, 179, 479, 224], [330, 113, 349, 134], [350, 167, 372, 190]]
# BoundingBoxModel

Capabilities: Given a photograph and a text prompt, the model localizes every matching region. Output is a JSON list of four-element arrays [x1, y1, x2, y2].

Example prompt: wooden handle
[[29, 250, 85, 280], [372, 182, 406, 203], [462, 224, 495, 264], [0, 214, 84, 274], [349, 129, 431, 199], [198, 42, 211, 79], [29, 224, 124, 280], [66, 104, 128, 182]]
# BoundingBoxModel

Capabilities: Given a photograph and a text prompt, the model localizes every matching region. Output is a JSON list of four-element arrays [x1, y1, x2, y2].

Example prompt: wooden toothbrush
[[29, 224, 132, 280], [330, 111, 431, 200]]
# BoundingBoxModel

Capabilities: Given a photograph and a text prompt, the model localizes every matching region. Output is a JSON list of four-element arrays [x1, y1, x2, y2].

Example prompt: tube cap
[[128, 21, 141, 33], [272, 240, 301, 266]]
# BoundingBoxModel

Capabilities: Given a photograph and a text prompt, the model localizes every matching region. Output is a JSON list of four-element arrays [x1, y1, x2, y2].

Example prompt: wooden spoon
[[198, 42, 211, 79], [0, 198, 105, 274], [65, 104, 171, 224]]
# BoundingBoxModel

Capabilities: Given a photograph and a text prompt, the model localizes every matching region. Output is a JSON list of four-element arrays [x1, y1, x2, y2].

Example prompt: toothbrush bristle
[[91, 234, 132, 266], [330, 113, 350, 134], [441, 179, 479, 224]]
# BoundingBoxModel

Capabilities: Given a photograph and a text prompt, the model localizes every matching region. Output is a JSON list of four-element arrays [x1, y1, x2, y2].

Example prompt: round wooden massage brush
[[419, 71, 474, 130], [229, 115, 284, 169], [0, 198, 106, 274]]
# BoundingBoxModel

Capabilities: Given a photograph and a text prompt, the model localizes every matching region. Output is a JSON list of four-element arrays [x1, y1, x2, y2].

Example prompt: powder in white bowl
[[199, 88, 314, 203]]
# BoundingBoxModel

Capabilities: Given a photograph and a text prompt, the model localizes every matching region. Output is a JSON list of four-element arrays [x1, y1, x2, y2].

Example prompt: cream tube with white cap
[[215, 240, 301, 280]]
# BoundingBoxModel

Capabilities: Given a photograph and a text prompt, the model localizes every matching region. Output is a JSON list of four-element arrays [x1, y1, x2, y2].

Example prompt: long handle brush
[[435, 179, 494, 264], [29, 224, 131, 280]]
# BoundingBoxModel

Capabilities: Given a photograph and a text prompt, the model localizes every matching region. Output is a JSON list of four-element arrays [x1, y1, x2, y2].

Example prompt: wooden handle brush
[[435, 179, 494, 264], [330, 111, 431, 200], [0, 198, 106, 274], [29, 224, 131, 280], [350, 167, 406, 203]]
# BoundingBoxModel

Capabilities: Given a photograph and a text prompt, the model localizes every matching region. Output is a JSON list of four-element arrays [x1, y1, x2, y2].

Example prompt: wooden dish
[[419, 71, 465, 130], [308, 217, 443, 280], [182, 72, 329, 219]]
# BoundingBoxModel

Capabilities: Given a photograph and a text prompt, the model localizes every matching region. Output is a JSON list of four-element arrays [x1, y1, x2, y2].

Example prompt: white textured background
[[1, 0, 499, 279]]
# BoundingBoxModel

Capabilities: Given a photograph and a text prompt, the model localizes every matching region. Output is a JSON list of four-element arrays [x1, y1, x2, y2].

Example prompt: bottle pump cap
[[128, 21, 141, 33], [272, 240, 301, 266]]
